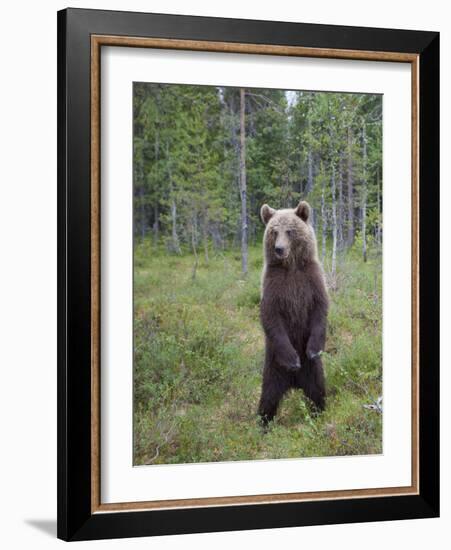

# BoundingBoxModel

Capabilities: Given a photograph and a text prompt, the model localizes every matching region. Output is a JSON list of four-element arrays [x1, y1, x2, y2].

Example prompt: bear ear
[[295, 201, 310, 222], [261, 204, 276, 225]]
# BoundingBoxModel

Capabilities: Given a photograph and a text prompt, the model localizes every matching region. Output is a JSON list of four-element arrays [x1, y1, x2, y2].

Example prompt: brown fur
[[258, 201, 329, 426]]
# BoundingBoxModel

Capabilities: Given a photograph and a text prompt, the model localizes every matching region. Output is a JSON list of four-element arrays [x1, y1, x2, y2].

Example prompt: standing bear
[[258, 200, 329, 426]]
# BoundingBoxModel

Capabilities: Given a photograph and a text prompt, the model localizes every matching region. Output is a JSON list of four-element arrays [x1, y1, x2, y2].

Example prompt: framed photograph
[[57, 8, 439, 541]]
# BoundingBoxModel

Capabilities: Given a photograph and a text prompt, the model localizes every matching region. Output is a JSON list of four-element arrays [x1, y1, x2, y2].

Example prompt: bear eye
[[286, 230, 292, 236]]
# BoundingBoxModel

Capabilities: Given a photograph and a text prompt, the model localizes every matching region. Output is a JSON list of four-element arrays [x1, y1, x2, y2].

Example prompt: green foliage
[[133, 84, 382, 257], [133, 243, 382, 465]]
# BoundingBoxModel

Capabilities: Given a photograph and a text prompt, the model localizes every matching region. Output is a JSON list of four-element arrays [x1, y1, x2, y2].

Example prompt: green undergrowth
[[133, 240, 382, 466]]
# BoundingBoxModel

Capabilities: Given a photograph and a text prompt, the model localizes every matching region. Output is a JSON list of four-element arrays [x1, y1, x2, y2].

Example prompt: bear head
[[260, 201, 318, 267]]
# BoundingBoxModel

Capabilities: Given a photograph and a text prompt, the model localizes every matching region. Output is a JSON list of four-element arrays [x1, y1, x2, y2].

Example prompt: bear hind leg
[[258, 369, 290, 427], [301, 359, 326, 412]]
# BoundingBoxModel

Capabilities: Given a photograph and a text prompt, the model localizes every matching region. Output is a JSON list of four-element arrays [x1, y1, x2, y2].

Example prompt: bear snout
[[275, 246, 285, 257]]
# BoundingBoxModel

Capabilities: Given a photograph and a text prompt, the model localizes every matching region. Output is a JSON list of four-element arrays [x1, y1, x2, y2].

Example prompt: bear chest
[[267, 271, 314, 327]]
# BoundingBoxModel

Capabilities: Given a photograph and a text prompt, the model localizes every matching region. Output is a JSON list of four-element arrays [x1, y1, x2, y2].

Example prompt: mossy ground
[[133, 240, 382, 465]]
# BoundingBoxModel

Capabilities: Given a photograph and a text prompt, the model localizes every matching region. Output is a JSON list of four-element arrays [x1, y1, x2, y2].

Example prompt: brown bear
[[257, 200, 329, 426]]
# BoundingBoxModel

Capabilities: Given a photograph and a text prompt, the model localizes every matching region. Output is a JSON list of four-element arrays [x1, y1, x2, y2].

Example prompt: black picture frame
[[57, 7, 439, 541]]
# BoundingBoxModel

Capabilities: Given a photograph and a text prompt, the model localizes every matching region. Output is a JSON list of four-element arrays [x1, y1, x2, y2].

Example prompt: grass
[[133, 239, 382, 466]]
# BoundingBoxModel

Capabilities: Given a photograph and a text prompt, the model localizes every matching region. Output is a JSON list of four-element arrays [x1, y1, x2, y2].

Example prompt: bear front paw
[[288, 356, 302, 371], [275, 349, 301, 371], [307, 349, 323, 360]]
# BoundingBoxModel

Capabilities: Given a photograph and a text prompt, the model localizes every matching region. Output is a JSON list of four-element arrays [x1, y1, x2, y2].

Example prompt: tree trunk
[[331, 162, 337, 276], [229, 97, 240, 250], [139, 153, 146, 240], [299, 151, 304, 197], [153, 126, 160, 246], [239, 88, 248, 276], [346, 126, 355, 247], [307, 148, 313, 195], [203, 217, 209, 264], [153, 203, 159, 247], [167, 144, 181, 255], [305, 95, 314, 196], [361, 121, 368, 263], [191, 214, 199, 280], [139, 183, 146, 241], [337, 152, 344, 251], [376, 165, 382, 246], [211, 225, 223, 251], [321, 176, 327, 265], [170, 197, 181, 254]]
